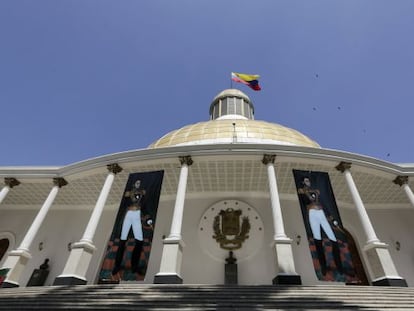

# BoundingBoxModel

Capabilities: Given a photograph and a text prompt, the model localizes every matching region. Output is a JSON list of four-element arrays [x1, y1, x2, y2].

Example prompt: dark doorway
[[0, 238, 9, 262]]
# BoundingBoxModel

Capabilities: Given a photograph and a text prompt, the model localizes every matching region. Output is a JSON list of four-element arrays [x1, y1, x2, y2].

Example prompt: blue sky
[[1, 1, 413, 166]]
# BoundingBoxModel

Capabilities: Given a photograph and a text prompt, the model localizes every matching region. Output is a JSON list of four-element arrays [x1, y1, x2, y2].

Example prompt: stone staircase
[[0, 284, 414, 310]]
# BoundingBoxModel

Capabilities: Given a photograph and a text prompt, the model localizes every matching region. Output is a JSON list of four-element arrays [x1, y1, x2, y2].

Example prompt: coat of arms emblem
[[212, 208, 250, 250]]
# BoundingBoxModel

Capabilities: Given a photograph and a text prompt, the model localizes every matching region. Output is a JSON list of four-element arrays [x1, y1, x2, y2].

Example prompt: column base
[[1, 281, 19, 288], [364, 242, 407, 287], [53, 276, 87, 286], [272, 274, 302, 285], [271, 238, 301, 286], [372, 277, 408, 287], [155, 238, 185, 285], [153, 274, 183, 284], [53, 241, 96, 286], [0, 249, 32, 288]]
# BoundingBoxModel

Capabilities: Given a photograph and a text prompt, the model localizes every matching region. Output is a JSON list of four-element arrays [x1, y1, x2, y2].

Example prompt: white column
[[402, 184, 414, 206], [19, 183, 61, 252], [0, 187, 10, 205], [0, 178, 20, 205], [1, 178, 66, 287], [337, 162, 406, 286], [168, 156, 192, 240], [263, 154, 301, 285], [80, 165, 121, 244], [154, 156, 192, 284], [336, 162, 379, 244], [54, 164, 122, 286], [393, 176, 414, 207], [263, 155, 288, 240]]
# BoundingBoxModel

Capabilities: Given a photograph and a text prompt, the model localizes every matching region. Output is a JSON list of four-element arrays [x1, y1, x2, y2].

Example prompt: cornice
[[0, 144, 413, 179]]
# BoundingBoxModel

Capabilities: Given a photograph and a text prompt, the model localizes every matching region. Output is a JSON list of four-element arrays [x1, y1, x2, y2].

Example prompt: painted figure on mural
[[297, 176, 343, 275], [111, 179, 152, 279]]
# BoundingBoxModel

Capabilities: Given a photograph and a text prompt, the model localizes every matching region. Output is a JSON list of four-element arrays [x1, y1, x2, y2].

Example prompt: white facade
[[1, 90, 414, 288]]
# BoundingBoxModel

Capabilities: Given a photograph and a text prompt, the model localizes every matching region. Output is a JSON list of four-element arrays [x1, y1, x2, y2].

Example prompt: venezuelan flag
[[231, 72, 261, 91]]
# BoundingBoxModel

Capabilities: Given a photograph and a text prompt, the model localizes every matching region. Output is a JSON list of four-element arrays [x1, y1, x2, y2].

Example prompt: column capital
[[53, 177, 68, 188], [179, 155, 193, 166], [336, 161, 352, 173], [4, 178, 20, 188], [107, 163, 123, 174], [262, 154, 276, 165], [393, 176, 409, 187]]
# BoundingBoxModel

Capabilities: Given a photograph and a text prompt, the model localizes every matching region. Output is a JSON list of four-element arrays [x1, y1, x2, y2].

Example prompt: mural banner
[[292, 169, 361, 283], [99, 170, 164, 283]]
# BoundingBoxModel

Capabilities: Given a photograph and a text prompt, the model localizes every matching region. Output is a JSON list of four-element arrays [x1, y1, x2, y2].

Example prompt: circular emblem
[[198, 200, 264, 263]]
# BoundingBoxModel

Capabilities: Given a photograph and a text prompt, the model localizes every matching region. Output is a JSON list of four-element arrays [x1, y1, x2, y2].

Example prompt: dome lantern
[[209, 89, 254, 120]]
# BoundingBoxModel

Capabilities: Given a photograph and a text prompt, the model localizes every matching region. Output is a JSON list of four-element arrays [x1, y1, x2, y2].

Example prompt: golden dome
[[148, 89, 320, 149], [148, 119, 320, 149]]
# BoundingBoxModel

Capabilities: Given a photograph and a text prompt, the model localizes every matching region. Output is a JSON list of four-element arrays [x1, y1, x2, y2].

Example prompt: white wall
[[2, 197, 414, 287], [0, 205, 118, 286], [148, 194, 414, 286], [179, 196, 276, 285], [368, 208, 414, 287]]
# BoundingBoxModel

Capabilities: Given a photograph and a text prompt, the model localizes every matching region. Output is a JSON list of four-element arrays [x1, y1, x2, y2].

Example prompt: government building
[[1, 88, 413, 289]]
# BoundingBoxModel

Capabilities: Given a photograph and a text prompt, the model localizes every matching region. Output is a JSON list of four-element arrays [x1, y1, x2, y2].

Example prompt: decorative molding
[[393, 176, 409, 187], [53, 177, 68, 188], [198, 200, 264, 263], [212, 208, 250, 250], [106, 163, 123, 174], [335, 161, 352, 173], [4, 178, 20, 188], [262, 154, 276, 165], [179, 155, 193, 166]]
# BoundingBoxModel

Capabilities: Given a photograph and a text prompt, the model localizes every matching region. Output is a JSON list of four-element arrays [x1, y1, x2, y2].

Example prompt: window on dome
[[218, 97, 248, 117], [213, 104, 220, 119], [235, 98, 242, 115], [243, 101, 252, 119], [227, 97, 236, 114], [220, 98, 227, 115]]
